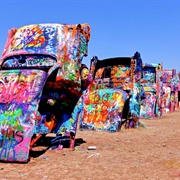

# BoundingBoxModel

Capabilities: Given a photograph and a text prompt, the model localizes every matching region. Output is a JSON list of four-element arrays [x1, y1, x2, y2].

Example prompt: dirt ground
[[0, 109, 180, 180]]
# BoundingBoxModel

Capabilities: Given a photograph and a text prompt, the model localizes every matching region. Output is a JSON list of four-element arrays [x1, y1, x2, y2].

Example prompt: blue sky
[[0, 0, 180, 72]]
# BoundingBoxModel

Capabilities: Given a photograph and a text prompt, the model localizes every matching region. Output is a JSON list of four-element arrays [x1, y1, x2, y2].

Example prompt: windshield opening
[[1, 54, 57, 71], [142, 67, 156, 83]]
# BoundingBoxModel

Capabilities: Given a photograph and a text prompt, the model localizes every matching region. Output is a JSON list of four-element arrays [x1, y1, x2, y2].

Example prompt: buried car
[[0, 23, 90, 162], [140, 63, 163, 119], [67, 52, 144, 132], [162, 69, 179, 113]]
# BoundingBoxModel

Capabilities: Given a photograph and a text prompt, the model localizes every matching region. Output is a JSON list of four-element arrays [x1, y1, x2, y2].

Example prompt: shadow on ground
[[29, 135, 86, 158]]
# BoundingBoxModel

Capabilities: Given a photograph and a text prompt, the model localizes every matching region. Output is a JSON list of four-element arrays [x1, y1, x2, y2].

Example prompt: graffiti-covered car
[[162, 69, 179, 113], [140, 63, 163, 119], [68, 52, 144, 132], [0, 23, 90, 162]]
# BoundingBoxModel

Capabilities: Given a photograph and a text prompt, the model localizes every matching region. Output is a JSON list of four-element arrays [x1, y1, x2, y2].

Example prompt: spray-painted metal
[[162, 69, 179, 113], [178, 82, 180, 108], [0, 23, 90, 162], [68, 52, 144, 131], [140, 63, 163, 119]]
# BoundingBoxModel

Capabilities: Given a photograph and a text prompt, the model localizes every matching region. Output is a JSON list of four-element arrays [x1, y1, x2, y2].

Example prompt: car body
[[68, 52, 144, 132], [140, 63, 163, 118], [162, 69, 179, 113], [0, 23, 90, 162]]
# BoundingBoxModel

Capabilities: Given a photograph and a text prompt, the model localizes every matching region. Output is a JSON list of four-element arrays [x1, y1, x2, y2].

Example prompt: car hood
[[0, 69, 47, 162]]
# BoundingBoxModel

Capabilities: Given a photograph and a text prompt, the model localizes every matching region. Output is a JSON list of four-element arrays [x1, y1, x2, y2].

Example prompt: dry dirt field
[[0, 109, 180, 180]]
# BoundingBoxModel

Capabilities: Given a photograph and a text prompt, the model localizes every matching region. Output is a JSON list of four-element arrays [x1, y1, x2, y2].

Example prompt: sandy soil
[[0, 109, 180, 180]]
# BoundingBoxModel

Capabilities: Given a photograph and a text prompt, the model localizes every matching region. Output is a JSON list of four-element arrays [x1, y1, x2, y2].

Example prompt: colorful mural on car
[[162, 69, 179, 113], [178, 81, 180, 108], [140, 63, 163, 119], [67, 52, 144, 131], [0, 23, 90, 162]]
